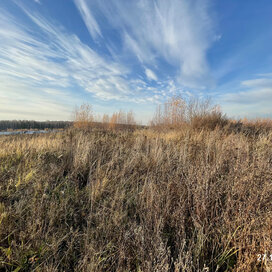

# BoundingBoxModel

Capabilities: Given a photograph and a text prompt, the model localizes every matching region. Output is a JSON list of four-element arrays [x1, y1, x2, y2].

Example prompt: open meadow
[[1, 121, 272, 271], [1, 0, 272, 271]]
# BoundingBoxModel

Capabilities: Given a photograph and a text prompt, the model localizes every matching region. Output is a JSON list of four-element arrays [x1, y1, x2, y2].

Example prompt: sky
[[0, 0, 272, 122]]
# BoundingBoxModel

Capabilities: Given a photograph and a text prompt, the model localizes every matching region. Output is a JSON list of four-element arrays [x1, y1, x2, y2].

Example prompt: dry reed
[[1, 124, 272, 271]]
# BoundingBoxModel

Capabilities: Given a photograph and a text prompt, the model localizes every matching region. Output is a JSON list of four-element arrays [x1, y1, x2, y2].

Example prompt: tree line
[[0, 120, 72, 131]]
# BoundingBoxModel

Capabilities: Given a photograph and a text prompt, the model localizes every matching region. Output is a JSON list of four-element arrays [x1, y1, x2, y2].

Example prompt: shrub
[[73, 103, 94, 129], [151, 96, 228, 130]]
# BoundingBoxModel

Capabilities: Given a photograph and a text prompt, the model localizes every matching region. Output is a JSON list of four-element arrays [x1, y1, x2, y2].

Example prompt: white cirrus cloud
[[73, 0, 217, 89], [241, 78, 272, 89], [0, 4, 149, 101], [0, 0, 216, 120], [219, 76, 272, 118], [0, 2, 180, 120], [74, 0, 102, 39], [145, 68, 158, 81]]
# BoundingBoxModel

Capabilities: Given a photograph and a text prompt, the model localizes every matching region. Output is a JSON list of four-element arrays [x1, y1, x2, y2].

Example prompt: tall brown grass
[[73, 104, 137, 130], [1, 123, 272, 271]]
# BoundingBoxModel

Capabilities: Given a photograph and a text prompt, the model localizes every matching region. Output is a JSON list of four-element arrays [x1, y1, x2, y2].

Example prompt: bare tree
[[73, 103, 94, 129]]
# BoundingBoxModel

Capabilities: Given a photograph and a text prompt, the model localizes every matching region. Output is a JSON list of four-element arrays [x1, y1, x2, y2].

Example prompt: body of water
[[0, 130, 53, 136]]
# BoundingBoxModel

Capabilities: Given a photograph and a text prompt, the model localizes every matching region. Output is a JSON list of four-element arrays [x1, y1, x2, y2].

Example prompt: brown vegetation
[[73, 104, 137, 130], [73, 103, 94, 129], [150, 96, 228, 130], [1, 118, 272, 271]]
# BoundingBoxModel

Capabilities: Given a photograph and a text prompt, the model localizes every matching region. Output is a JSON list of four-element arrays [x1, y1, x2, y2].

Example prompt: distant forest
[[0, 120, 72, 131]]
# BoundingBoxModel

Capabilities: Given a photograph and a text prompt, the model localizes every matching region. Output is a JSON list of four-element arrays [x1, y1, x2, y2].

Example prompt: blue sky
[[0, 0, 272, 122]]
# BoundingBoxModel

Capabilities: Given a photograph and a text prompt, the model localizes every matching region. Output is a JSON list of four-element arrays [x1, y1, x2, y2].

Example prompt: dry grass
[[0, 126, 272, 271], [73, 103, 137, 130], [150, 97, 228, 131]]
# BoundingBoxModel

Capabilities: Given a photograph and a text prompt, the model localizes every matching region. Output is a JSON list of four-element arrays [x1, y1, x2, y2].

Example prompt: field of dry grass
[[0, 125, 272, 271]]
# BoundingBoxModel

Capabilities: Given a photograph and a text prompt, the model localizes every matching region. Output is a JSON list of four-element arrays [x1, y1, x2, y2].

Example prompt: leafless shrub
[[73, 104, 137, 130], [151, 96, 228, 130], [73, 103, 94, 129], [107, 110, 137, 130]]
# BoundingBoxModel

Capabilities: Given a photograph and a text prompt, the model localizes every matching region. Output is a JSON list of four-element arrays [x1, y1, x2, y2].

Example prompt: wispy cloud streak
[[0, 5, 163, 103], [219, 75, 272, 118], [74, 0, 102, 39], [74, 0, 216, 88], [0, 0, 215, 120]]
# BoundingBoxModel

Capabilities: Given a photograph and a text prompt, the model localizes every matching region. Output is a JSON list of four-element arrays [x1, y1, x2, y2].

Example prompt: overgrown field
[[0, 127, 272, 271]]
